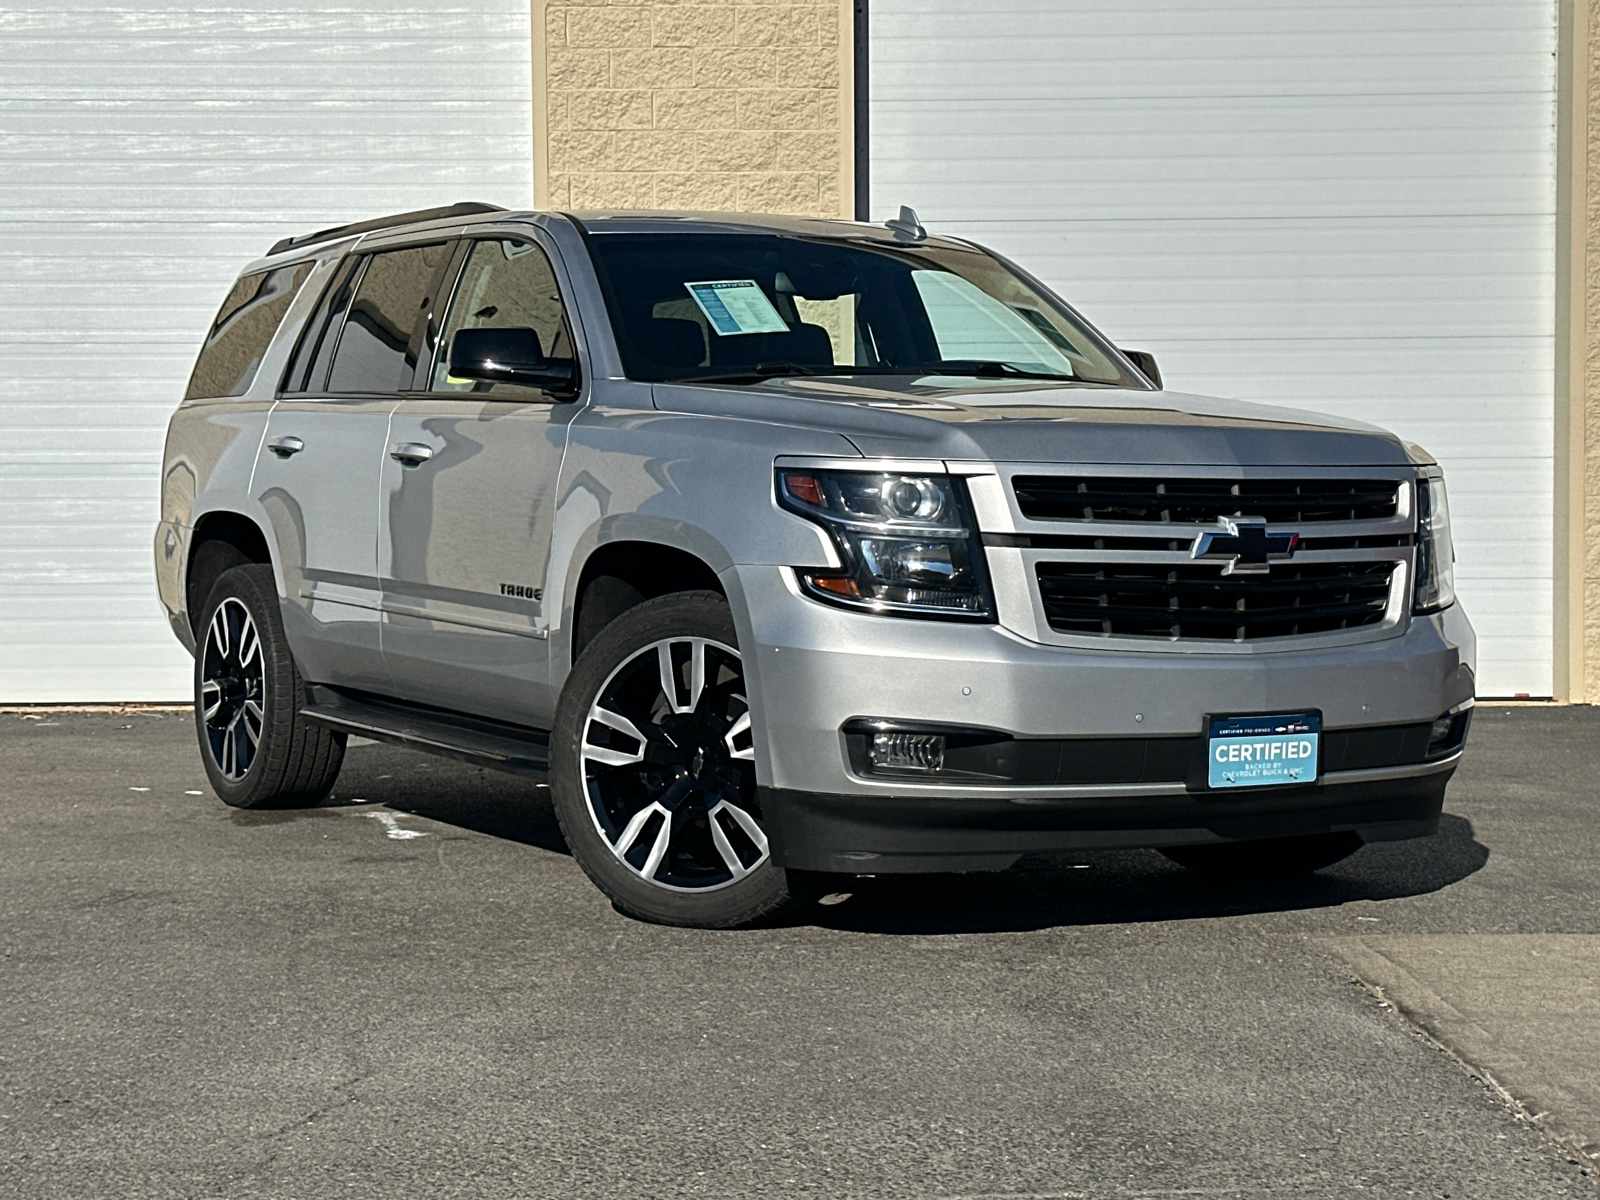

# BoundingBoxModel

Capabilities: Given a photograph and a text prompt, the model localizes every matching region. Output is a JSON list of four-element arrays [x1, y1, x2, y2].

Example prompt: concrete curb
[[1323, 935, 1600, 1173]]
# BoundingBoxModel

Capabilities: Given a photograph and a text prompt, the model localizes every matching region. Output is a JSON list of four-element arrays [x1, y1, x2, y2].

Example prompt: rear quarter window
[[185, 262, 314, 400]]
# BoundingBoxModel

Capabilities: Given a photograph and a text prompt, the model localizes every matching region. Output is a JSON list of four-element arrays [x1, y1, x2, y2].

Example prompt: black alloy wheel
[[581, 633, 765, 891], [200, 597, 266, 781], [551, 592, 812, 927], [192, 564, 345, 808]]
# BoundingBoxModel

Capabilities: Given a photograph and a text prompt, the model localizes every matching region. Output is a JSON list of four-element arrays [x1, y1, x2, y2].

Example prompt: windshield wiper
[[681, 361, 1104, 387], [930, 360, 1077, 382], [684, 362, 838, 384]]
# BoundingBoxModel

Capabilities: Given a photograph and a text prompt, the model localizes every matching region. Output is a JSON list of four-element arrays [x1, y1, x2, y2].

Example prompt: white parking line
[[362, 811, 427, 841]]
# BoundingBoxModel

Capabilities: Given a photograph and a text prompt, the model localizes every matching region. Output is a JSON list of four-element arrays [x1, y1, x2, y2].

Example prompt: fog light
[[871, 732, 946, 772], [1428, 716, 1452, 746]]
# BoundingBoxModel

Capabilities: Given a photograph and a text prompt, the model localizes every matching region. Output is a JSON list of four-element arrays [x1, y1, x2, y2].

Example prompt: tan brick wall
[[1584, 1, 1600, 700], [535, 0, 851, 217]]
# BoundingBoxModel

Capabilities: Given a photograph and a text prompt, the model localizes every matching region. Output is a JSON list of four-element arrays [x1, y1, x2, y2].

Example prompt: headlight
[[1414, 470, 1456, 613], [777, 467, 994, 619]]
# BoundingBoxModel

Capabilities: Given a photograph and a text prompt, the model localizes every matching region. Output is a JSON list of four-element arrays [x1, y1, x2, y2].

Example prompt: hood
[[650, 376, 1411, 467]]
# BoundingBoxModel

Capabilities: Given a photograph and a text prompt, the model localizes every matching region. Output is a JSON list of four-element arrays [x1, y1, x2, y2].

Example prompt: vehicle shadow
[[793, 813, 1489, 935], [328, 744, 572, 858], [325, 743, 1488, 934]]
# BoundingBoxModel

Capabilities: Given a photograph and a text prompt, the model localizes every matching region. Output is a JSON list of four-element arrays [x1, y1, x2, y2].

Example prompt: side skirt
[[301, 683, 551, 779]]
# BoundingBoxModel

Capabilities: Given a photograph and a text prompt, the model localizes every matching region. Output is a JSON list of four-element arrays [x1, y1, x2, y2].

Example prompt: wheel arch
[[566, 539, 727, 671], [185, 510, 275, 639]]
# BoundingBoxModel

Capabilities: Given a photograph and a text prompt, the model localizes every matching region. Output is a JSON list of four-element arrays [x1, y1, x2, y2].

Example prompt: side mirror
[[1120, 348, 1161, 390], [448, 326, 577, 396]]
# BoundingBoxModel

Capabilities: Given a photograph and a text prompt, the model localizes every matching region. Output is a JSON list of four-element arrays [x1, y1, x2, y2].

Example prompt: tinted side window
[[280, 254, 362, 394], [326, 242, 452, 394], [430, 239, 574, 396], [185, 261, 313, 399]]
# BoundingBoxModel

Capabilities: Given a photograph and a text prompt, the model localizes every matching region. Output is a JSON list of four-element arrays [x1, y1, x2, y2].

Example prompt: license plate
[[1207, 711, 1321, 789]]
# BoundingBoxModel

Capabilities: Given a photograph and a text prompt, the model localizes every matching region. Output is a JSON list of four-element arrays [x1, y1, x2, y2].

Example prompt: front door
[[378, 234, 583, 726]]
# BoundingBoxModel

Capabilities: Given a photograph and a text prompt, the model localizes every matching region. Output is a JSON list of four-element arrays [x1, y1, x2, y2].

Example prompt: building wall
[[0, 2, 534, 703], [871, 0, 1559, 699], [536, 0, 1582, 700], [534, 0, 852, 217], [1584, 0, 1600, 700]]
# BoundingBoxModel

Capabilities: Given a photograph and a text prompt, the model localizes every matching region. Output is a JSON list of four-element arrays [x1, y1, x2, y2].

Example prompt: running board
[[301, 685, 552, 779]]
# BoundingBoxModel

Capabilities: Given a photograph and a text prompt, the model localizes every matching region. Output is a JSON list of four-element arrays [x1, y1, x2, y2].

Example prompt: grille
[[1035, 561, 1396, 641], [1013, 476, 1400, 525]]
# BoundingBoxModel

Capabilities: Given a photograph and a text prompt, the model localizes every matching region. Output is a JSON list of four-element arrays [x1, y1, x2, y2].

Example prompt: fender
[[547, 511, 739, 697], [545, 404, 860, 695], [156, 249, 344, 653], [157, 407, 284, 653]]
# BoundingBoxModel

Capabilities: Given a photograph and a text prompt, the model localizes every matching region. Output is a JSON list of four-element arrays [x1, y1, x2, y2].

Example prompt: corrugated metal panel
[[870, 0, 1555, 697], [0, 2, 532, 702]]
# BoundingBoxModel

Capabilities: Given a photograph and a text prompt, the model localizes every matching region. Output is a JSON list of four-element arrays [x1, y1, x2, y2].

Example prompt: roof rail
[[266, 202, 508, 257]]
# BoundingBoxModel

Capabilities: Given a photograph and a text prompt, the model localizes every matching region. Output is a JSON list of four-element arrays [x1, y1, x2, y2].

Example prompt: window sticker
[[684, 279, 788, 336]]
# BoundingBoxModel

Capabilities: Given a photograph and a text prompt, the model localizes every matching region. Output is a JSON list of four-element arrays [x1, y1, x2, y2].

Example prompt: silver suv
[[155, 202, 1475, 927]]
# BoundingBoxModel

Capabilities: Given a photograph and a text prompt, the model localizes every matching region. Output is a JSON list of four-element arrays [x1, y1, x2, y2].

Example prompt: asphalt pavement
[[2, 706, 1597, 1199]]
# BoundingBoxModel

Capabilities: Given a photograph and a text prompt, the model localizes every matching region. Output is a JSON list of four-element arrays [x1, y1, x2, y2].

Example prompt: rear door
[[377, 231, 583, 726], [254, 239, 455, 691]]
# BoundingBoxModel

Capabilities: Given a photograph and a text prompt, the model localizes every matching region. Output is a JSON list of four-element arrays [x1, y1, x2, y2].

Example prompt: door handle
[[390, 442, 434, 466], [266, 436, 304, 458]]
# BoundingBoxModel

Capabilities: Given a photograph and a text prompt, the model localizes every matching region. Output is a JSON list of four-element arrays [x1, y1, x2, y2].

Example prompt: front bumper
[[726, 565, 1475, 871], [760, 759, 1456, 873]]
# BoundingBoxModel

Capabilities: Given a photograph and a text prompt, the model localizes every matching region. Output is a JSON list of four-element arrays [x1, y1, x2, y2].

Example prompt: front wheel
[[1160, 831, 1362, 881], [550, 591, 810, 928]]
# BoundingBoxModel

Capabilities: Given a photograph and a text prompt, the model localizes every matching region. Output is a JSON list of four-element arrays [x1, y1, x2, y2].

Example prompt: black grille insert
[[1014, 476, 1401, 524], [1036, 561, 1396, 641]]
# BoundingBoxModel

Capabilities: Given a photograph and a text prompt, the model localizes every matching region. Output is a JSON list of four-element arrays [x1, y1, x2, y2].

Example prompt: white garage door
[[870, 0, 1556, 697], [0, 3, 532, 702]]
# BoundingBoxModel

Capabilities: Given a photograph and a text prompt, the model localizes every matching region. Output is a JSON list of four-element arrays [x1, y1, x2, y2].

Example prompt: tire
[[193, 563, 345, 809], [1159, 831, 1363, 881], [550, 591, 811, 928]]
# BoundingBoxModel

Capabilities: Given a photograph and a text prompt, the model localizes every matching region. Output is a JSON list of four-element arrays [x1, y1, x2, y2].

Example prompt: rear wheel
[[194, 564, 345, 808], [551, 591, 811, 928], [1160, 832, 1362, 881]]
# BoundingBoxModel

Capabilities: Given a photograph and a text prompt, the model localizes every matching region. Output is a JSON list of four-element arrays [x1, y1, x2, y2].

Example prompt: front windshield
[[582, 232, 1139, 387]]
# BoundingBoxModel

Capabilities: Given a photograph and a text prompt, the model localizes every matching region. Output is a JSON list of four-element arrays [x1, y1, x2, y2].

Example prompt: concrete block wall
[[536, 0, 851, 217], [1585, 2, 1600, 701]]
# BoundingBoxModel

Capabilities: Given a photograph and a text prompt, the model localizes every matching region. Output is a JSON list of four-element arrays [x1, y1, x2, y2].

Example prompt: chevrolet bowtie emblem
[[1190, 516, 1300, 576]]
